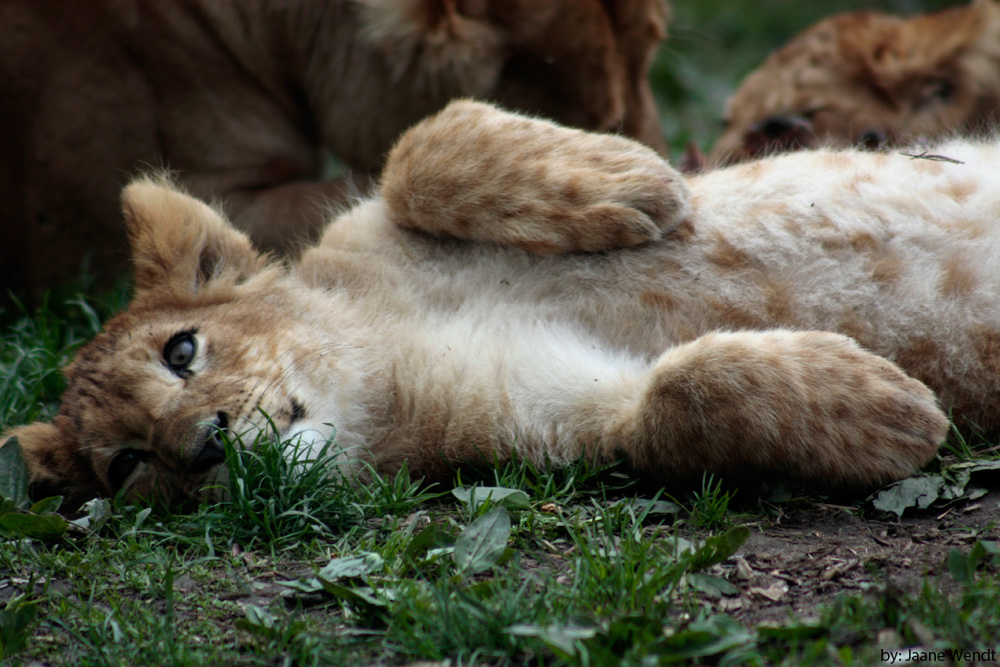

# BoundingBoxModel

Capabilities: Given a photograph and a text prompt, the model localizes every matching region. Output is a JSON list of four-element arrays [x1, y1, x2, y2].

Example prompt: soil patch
[[717, 491, 1000, 626]]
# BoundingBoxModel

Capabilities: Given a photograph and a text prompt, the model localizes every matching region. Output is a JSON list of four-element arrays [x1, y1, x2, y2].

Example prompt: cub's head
[[710, 0, 1000, 165], [3, 178, 336, 510]]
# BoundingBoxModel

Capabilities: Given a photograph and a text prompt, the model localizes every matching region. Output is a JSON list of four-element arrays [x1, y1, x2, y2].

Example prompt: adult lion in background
[[709, 0, 1000, 165], [0, 0, 669, 301], [17, 100, 1000, 511]]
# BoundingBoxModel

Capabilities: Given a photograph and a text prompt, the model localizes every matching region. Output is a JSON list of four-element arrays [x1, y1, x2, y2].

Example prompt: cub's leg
[[381, 100, 689, 254], [612, 330, 947, 489]]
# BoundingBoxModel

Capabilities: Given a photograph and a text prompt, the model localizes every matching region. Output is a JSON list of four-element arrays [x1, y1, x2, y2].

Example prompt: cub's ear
[[3, 419, 101, 512], [357, 0, 503, 93], [122, 175, 269, 295], [840, 3, 986, 90], [896, 2, 987, 66]]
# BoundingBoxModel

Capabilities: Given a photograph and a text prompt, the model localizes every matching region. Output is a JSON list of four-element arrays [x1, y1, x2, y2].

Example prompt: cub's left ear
[[841, 2, 988, 89], [898, 1, 990, 63], [358, 0, 503, 93], [122, 175, 269, 295], [3, 419, 102, 512]]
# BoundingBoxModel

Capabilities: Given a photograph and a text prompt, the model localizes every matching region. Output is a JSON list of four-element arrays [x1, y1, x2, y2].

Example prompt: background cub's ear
[[839, 3, 986, 94], [122, 175, 270, 295], [3, 419, 102, 512]]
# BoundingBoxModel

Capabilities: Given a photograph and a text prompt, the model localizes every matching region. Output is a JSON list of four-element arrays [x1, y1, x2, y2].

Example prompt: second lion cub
[[15, 101, 1000, 509]]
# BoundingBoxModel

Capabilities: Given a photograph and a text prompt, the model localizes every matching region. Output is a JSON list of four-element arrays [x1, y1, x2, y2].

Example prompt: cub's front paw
[[382, 100, 689, 254], [635, 330, 947, 489]]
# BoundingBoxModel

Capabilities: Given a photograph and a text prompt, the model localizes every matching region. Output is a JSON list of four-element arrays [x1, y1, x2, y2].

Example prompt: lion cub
[[17, 100, 1000, 510], [711, 0, 1000, 164]]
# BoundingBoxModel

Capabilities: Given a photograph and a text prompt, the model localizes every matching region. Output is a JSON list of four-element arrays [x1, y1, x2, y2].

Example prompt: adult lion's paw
[[634, 330, 948, 489], [382, 100, 689, 254]]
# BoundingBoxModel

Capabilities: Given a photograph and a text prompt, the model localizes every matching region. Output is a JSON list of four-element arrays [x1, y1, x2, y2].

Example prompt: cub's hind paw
[[382, 100, 689, 254], [634, 330, 947, 490]]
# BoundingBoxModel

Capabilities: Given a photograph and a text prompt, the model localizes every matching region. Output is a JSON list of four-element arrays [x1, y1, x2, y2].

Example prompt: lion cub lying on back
[[16, 100, 1000, 509]]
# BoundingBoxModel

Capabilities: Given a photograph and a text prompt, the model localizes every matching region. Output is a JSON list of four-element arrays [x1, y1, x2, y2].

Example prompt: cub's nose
[[191, 412, 229, 471]]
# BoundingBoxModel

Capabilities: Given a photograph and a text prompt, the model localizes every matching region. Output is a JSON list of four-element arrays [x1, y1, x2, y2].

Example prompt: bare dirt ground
[[718, 490, 1000, 627]]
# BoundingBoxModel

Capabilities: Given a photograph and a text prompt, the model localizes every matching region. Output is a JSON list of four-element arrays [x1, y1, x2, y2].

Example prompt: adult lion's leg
[[608, 330, 947, 490], [219, 173, 375, 256], [380, 100, 689, 254]]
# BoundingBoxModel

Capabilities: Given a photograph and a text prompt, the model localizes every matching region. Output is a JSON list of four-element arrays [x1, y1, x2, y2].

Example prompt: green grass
[[3, 1, 1000, 665], [1, 439, 997, 665]]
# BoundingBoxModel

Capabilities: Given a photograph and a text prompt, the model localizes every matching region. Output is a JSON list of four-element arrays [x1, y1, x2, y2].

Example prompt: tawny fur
[[381, 102, 689, 254], [710, 0, 1000, 165], [0, 0, 669, 302], [10, 101, 990, 511]]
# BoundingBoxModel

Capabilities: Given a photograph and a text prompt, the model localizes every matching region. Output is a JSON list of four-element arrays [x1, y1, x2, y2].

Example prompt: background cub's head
[[710, 0, 1000, 164], [2, 178, 309, 510]]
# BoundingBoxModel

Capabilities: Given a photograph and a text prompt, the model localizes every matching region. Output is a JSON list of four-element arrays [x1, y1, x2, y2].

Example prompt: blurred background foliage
[[655, 0, 967, 155]]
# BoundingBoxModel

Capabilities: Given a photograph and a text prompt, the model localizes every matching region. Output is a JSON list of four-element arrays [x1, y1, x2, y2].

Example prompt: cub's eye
[[108, 449, 145, 491], [164, 332, 197, 377], [925, 79, 954, 102]]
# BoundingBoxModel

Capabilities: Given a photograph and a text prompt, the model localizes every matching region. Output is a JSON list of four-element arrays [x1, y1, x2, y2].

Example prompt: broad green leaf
[[0, 597, 38, 659], [873, 476, 944, 516], [277, 578, 323, 594], [403, 523, 439, 564], [283, 553, 386, 598], [452, 486, 530, 511], [453, 507, 511, 574], [28, 496, 63, 516], [939, 469, 972, 501], [240, 603, 277, 630], [398, 522, 441, 576], [948, 547, 977, 585], [686, 527, 750, 571], [656, 616, 754, 660], [687, 572, 738, 597], [70, 498, 113, 533], [950, 460, 1000, 473], [423, 546, 455, 564], [0, 513, 68, 539], [133, 507, 153, 530], [246, 604, 277, 627], [507, 621, 598, 656], [315, 580, 386, 609], [947, 541, 995, 584], [236, 604, 283, 640], [0, 438, 30, 510], [964, 488, 989, 501], [873, 462, 1000, 515], [317, 552, 384, 581]]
